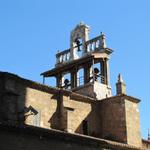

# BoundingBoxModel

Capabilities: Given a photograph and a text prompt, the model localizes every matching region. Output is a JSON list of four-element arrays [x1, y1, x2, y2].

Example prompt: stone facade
[[142, 139, 150, 149], [0, 23, 150, 150], [99, 96, 141, 147], [0, 71, 146, 149]]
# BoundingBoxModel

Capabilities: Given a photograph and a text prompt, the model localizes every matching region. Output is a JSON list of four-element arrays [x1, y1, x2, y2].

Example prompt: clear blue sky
[[0, 0, 150, 139]]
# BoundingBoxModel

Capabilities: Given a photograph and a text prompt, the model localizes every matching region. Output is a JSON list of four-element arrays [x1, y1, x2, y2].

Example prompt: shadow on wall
[[0, 72, 125, 144], [74, 103, 101, 137], [48, 91, 102, 138], [48, 91, 67, 131], [0, 72, 39, 126], [48, 93, 60, 129]]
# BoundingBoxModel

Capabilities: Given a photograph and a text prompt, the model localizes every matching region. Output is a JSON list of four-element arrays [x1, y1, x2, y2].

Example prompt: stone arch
[[70, 23, 90, 59]]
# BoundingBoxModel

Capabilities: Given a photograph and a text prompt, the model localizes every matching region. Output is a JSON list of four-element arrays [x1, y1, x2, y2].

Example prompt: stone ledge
[[98, 94, 140, 104]]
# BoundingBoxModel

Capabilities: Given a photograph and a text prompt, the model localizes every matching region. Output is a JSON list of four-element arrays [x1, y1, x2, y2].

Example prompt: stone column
[[56, 90, 67, 131], [100, 59, 105, 84], [100, 58, 110, 85], [84, 62, 92, 84], [71, 68, 78, 88], [56, 74, 62, 88], [105, 58, 110, 86]]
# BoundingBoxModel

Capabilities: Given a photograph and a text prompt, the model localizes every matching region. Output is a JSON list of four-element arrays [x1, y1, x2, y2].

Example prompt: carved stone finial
[[116, 73, 126, 95], [118, 73, 124, 83]]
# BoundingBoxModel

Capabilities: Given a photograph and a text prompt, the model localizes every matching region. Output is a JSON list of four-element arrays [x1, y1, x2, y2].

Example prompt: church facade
[[0, 23, 149, 150]]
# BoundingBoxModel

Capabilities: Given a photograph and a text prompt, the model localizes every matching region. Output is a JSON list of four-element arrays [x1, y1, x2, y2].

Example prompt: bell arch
[[70, 23, 90, 59]]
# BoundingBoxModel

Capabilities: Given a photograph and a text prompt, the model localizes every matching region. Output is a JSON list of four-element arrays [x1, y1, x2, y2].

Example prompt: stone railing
[[56, 49, 71, 64], [85, 35, 106, 52], [55, 34, 106, 65]]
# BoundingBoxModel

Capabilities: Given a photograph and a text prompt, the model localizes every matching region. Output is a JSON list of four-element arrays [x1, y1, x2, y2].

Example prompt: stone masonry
[[0, 71, 143, 148], [0, 23, 149, 150]]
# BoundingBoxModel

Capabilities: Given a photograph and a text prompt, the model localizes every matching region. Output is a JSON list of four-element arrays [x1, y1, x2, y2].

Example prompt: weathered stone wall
[[0, 74, 26, 124], [0, 125, 102, 150], [99, 97, 127, 143], [99, 96, 141, 147], [72, 83, 94, 98], [0, 72, 95, 135], [0, 72, 143, 148], [63, 96, 91, 133], [125, 99, 142, 147], [142, 140, 150, 149], [25, 87, 58, 128]]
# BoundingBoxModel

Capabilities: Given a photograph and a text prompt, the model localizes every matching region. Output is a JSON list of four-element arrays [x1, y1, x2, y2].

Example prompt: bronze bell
[[75, 38, 81, 51]]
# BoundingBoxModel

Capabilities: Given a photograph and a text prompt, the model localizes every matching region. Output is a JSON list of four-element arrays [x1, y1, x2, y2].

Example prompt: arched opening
[[77, 68, 84, 86], [89, 62, 101, 83], [62, 72, 71, 89], [43, 77, 56, 87], [74, 38, 83, 59]]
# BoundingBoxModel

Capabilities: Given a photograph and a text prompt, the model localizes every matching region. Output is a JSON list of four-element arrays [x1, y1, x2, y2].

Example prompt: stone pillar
[[100, 59, 105, 84], [100, 58, 110, 85], [100, 32, 107, 48], [56, 74, 62, 88], [56, 90, 67, 131], [84, 63, 92, 84], [106, 58, 110, 86], [77, 70, 80, 87], [71, 68, 78, 88], [116, 74, 126, 95]]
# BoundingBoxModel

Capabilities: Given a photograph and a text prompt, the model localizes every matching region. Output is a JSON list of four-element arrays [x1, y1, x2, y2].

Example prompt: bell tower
[[41, 23, 113, 100], [70, 22, 90, 59]]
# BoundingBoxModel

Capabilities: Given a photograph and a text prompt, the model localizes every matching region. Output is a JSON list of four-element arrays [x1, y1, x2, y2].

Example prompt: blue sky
[[0, 0, 150, 139]]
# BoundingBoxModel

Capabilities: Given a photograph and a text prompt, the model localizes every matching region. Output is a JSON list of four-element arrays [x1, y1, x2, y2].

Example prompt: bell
[[64, 79, 70, 89], [75, 38, 81, 51], [94, 68, 99, 74], [94, 68, 100, 81]]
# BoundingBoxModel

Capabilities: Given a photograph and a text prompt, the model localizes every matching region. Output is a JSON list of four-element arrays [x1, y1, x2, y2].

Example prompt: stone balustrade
[[85, 35, 106, 52], [56, 49, 71, 64], [56, 34, 106, 65]]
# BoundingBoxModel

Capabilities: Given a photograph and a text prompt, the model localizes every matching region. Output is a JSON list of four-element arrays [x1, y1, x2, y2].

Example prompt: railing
[[56, 49, 71, 64], [77, 74, 106, 87], [55, 34, 106, 65], [85, 35, 106, 52], [90, 74, 106, 84], [77, 76, 84, 86]]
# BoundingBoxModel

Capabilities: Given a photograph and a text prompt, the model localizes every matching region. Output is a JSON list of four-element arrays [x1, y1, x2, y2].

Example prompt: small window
[[33, 110, 41, 127], [82, 120, 88, 135]]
